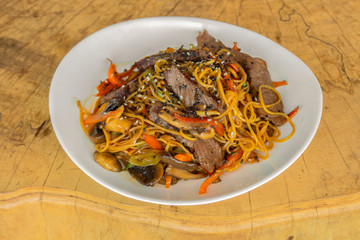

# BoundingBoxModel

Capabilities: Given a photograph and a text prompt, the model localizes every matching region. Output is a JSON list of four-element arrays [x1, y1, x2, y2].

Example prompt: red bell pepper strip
[[107, 60, 127, 88], [201, 167, 212, 175], [172, 113, 225, 137], [96, 60, 139, 96], [96, 79, 114, 96]]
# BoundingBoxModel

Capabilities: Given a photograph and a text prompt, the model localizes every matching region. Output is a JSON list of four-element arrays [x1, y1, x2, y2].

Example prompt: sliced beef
[[148, 101, 223, 173], [148, 101, 174, 129], [197, 30, 286, 126], [197, 30, 227, 55], [135, 49, 211, 71], [100, 79, 138, 105], [164, 65, 224, 112], [192, 139, 223, 173]]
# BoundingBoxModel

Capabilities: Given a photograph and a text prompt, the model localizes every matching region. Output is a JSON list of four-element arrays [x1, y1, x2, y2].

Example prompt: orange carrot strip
[[165, 175, 172, 189], [84, 106, 123, 125], [140, 107, 149, 119], [164, 47, 175, 53], [174, 154, 192, 162], [143, 134, 163, 150], [288, 106, 299, 119], [107, 60, 129, 88], [273, 80, 288, 88], [199, 171, 223, 195], [232, 42, 240, 52], [84, 113, 109, 125], [223, 73, 235, 92], [228, 62, 242, 73], [211, 119, 225, 137], [199, 150, 243, 195]]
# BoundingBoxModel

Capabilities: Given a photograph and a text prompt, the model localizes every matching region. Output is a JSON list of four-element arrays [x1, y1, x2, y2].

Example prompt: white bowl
[[49, 17, 322, 205]]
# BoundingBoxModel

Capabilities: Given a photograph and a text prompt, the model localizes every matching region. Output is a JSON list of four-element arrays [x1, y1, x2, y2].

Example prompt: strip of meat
[[135, 49, 211, 71], [164, 65, 224, 112], [148, 102, 175, 130], [192, 139, 223, 173], [197, 30, 286, 126], [100, 79, 138, 105], [148, 101, 223, 173]]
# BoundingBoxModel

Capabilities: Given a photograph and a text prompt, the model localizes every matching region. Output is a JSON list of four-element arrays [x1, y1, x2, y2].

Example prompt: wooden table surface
[[1, 0, 360, 239]]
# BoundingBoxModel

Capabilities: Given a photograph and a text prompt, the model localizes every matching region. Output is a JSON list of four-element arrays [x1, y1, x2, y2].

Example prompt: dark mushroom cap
[[128, 163, 164, 186], [87, 123, 105, 144]]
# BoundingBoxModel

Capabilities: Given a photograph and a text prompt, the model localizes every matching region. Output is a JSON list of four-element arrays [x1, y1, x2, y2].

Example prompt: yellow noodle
[[216, 48, 234, 57], [77, 101, 88, 135], [227, 66, 239, 79], [196, 110, 220, 117], [195, 66, 214, 88], [180, 129, 198, 141], [211, 69, 227, 105], [80, 45, 297, 183], [214, 91, 237, 119], [96, 128, 111, 152], [155, 59, 168, 73], [257, 85, 296, 142]]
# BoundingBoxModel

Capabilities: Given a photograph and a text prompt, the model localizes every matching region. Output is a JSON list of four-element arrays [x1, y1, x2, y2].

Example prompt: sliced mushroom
[[87, 123, 105, 144], [165, 166, 206, 179], [158, 110, 214, 139], [94, 151, 122, 172], [114, 152, 129, 169], [128, 163, 164, 186], [190, 128, 215, 140], [159, 153, 200, 171], [158, 110, 207, 131], [104, 99, 121, 112], [158, 175, 179, 185]]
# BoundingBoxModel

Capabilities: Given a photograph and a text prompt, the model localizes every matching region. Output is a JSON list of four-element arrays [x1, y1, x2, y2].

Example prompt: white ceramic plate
[[49, 17, 322, 205]]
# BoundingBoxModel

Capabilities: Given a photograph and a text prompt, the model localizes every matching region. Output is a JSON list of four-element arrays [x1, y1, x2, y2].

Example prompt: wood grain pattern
[[0, 0, 359, 239], [1, 187, 360, 239]]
